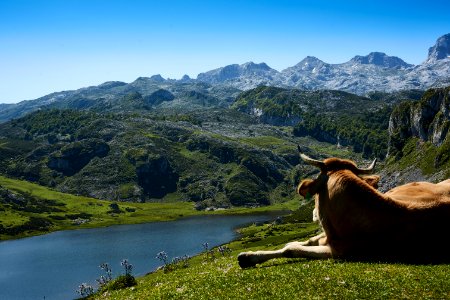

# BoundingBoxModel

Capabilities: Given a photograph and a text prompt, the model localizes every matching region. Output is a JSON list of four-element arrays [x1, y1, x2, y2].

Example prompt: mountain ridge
[[0, 33, 448, 122], [195, 33, 449, 93]]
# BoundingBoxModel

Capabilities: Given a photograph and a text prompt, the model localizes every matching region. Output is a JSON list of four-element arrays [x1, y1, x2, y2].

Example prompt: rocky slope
[[231, 86, 424, 159], [388, 86, 450, 156], [197, 62, 279, 90], [379, 86, 450, 191]]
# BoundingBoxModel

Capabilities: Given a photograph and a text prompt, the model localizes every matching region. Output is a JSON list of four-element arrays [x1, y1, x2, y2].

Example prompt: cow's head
[[297, 147, 377, 199]]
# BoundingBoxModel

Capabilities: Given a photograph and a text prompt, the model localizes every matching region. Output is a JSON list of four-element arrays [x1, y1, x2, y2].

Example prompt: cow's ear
[[361, 175, 380, 189], [297, 179, 317, 197]]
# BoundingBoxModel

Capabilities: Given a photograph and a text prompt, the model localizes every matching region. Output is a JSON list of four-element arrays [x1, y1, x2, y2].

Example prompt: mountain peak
[[150, 74, 166, 82], [241, 62, 272, 71], [427, 33, 450, 63], [196, 61, 277, 86], [350, 52, 412, 68], [180, 74, 192, 82], [291, 56, 325, 71], [299, 56, 323, 64]]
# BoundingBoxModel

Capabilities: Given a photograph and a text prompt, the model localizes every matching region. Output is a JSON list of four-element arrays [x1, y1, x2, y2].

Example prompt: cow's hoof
[[237, 252, 257, 269]]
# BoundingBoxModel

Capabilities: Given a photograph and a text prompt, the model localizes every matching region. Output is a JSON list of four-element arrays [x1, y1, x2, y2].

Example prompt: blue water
[[0, 214, 278, 299]]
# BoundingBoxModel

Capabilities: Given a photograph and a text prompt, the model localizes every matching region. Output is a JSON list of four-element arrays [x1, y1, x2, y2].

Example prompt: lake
[[0, 213, 280, 299]]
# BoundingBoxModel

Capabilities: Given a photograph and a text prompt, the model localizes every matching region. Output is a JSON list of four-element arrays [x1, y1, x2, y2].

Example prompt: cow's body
[[238, 154, 450, 268]]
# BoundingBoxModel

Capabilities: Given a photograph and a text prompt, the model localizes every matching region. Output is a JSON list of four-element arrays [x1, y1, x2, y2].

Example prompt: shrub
[[108, 274, 137, 290]]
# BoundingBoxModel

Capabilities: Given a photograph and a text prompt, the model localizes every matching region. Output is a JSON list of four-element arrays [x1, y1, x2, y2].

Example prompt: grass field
[[94, 257, 450, 299], [91, 216, 450, 300]]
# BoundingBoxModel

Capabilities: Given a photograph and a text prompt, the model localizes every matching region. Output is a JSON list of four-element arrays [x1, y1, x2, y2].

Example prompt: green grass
[[0, 175, 297, 240], [89, 203, 449, 299], [91, 216, 450, 300], [95, 257, 450, 299]]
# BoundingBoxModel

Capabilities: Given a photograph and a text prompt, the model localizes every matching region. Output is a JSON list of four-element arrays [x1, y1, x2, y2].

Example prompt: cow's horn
[[356, 158, 377, 174], [298, 151, 325, 170]]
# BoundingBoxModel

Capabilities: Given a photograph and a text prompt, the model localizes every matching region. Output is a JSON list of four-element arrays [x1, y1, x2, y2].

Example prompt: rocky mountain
[[427, 33, 450, 63], [196, 33, 450, 95], [349, 52, 413, 68], [197, 62, 279, 90], [0, 33, 448, 124]]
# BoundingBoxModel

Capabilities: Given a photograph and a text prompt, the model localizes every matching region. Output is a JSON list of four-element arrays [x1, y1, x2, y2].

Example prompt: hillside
[[0, 175, 193, 240], [3, 84, 443, 209], [0, 174, 299, 240], [232, 86, 423, 158], [76, 85, 450, 298], [0, 108, 335, 209]]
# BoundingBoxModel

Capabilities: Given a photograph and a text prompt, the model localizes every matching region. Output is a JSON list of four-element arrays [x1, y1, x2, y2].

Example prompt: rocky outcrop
[[388, 87, 450, 157], [197, 62, 279, 90], [349, 52, 413, 68], [427, 33, 450, 63], [47, 139, 110, 176], [136, 155, 179, 199], [144, 89, 175, 106], [149, 74, 166, 82]]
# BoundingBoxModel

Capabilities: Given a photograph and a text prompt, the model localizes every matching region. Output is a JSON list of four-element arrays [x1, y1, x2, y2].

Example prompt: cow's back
[[385, 180, 450, 207], [329, 179, 450, 262]]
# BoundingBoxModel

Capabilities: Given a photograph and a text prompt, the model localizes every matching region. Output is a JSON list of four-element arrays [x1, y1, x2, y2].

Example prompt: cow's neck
[[316, 187, 337, 242], [317, 171, 373, 243]]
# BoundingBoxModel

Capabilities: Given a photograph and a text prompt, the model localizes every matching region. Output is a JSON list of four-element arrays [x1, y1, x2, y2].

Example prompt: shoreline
[[0, 202, 296, 242]]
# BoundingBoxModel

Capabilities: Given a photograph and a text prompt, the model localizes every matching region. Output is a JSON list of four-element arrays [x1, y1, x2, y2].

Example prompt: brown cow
[[238, 152, 450, 268]]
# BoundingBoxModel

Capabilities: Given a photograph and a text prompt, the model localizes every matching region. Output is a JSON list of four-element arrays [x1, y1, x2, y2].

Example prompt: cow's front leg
[[288, 232, 327, 247], [238, 244, 332, 268]]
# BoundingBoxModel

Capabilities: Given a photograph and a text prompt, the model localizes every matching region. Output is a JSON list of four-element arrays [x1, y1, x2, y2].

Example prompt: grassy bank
[[95, 257, 450, 299], [0, 175, 298, 241], [91, 211, 450, 300]]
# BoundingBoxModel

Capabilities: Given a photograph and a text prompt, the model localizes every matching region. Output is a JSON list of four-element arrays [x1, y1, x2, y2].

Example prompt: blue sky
[[0, 0, 449, 104]]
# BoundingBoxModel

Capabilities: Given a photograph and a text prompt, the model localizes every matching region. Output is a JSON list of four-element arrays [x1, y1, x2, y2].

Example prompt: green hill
[[0, 175, 298, 240], [0, 107, 361, 209]]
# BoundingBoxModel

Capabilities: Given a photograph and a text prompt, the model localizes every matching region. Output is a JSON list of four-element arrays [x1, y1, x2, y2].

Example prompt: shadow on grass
[[239, 255, 450, 270]]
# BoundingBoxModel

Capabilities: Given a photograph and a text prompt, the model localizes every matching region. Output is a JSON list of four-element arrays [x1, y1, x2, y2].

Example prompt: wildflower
[[76, 283, 94, 297], [156, 251, 169, 265], [202, 242, 209, 252], [121, 259, 133, 276], [218, 245, 232, 256]]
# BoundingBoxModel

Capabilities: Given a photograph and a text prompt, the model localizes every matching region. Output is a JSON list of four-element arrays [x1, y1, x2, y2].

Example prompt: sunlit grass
[[93, 218, 450, 300]]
